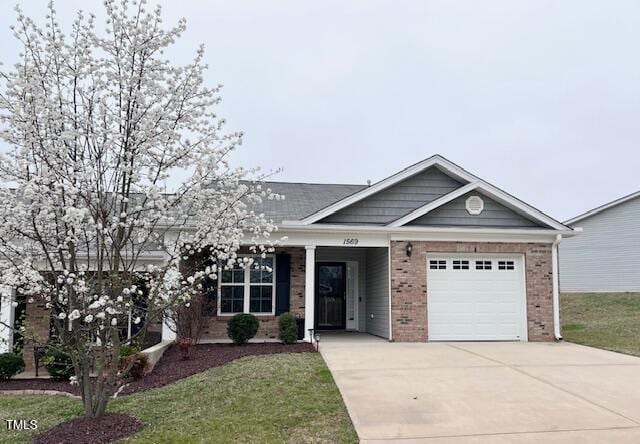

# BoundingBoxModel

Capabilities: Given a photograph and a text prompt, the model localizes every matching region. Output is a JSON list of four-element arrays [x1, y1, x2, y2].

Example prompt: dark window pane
[[221, 286, 244, 313], [250, 286, 273, 313], [250, 257, 274, 283], [222, 263, 245, 284], [233, 269, 245, 283]]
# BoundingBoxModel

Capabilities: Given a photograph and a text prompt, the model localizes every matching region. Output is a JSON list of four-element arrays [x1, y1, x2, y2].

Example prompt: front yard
[[0, 353, 357, 444], [561, 292, 640, 357]]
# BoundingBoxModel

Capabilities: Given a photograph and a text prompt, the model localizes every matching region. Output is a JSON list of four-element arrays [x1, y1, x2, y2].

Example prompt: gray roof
[[250, 181, 366, 223]]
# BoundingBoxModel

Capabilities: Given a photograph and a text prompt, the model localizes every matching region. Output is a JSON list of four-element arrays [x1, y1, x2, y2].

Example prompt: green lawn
[[561, 292, 640, 357], [0, 353, 357, 444]]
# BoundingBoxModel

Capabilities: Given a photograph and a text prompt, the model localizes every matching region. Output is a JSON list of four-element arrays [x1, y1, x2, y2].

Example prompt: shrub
[[278, 313, 298, 344], [43, 349, 75, 380], [120, 353, 149, 380], [0, 353, 24, 379], [227, 313, 259, 345], [119, 344, 140, 359], [175, 337, 193, 360]]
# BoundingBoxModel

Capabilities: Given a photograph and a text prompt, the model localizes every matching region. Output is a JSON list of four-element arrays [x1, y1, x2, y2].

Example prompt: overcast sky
[[2, 1, 639, 222]]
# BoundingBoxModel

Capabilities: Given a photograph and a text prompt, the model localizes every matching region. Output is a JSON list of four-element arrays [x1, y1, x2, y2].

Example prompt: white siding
[[365, 248, 390, 338], [560, 196, 640, 292]]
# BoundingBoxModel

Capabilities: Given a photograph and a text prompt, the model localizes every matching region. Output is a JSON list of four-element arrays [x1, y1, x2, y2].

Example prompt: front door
[[315, 262, 346, 330]]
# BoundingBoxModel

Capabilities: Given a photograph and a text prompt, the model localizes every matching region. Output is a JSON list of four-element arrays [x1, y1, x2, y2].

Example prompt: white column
[[162, 231, 178, 342], [304, 245, 316, 342], [552, 234, 562, 340], [0, 286, 15, 353], [161, 312, 177, 342]]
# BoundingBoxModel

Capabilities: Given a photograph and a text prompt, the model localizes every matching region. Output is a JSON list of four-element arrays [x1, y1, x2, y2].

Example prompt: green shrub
[[0, 353, 24, 379], [278, 313, 297, 344], [43, 349, 74, 380], [227, 313, 259, 345], [119, 344, 140, 358]]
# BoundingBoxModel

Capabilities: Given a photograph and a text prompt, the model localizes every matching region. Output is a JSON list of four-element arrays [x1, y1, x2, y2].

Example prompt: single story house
[[560, 190, 640, 293], [1, 155, 576, 371]]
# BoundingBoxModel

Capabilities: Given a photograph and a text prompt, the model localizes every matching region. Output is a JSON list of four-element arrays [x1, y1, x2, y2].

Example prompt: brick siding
[[23, 301, 51, 373], [390, 241, 555, 342], [200, 246, 306, 340]]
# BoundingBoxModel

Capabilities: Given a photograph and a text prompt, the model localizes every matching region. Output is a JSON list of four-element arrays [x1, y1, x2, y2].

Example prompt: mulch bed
[[32, 413, 142, 444], [0, 342, 315, 397]]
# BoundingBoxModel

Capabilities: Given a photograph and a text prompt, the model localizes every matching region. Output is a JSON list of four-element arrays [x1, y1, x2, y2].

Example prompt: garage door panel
[[427, 255, 526, 341]]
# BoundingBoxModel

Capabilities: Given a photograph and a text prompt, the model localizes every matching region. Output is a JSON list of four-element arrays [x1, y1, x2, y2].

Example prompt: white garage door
[[427, 254, 526, 341]]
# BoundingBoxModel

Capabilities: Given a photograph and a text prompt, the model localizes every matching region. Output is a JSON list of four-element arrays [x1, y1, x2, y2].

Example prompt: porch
[[304, 246, 391, 342]]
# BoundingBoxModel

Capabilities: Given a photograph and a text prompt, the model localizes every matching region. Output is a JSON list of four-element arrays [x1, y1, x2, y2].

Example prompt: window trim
[[217, 255, 276, 316]]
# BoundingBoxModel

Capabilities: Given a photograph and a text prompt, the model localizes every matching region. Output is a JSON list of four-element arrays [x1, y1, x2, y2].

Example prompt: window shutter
[[275, 254, 291, 315]]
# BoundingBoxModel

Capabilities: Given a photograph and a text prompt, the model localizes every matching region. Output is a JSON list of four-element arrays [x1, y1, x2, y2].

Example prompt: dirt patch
[[0, 342, 315, 397], [32, 413, 142, 444]]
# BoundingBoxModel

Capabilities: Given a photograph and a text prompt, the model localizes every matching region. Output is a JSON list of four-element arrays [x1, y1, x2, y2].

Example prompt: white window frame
[[217, 255, 276, 316]]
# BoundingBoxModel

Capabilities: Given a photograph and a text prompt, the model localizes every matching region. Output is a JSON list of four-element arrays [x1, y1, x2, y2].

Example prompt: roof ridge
[[565, 189, 640, 225], [242, 180, 366, 187]]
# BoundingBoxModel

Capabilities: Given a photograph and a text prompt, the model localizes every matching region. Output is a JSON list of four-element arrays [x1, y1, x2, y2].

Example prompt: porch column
[[0, 286, 14, 353], [161, 313, 177, 342], [304, 245, 316, 342]]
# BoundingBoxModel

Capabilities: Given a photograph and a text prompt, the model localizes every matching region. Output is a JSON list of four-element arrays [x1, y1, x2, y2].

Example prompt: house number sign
[[343, 238, 359, 246]]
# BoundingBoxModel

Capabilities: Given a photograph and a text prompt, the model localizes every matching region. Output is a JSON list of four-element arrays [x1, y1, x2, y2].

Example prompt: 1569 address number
[[343, 238, 359, 246]]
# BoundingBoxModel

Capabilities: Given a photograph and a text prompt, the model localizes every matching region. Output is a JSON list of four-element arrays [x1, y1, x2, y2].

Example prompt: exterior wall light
[[406, 242, 413, 257]]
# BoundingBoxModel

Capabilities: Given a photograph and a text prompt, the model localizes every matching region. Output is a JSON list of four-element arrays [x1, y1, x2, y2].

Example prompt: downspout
[[551, 234, 562, 340]]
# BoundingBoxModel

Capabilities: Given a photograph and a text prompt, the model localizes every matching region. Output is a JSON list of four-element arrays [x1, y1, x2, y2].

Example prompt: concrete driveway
[[320, 333, 640, 443]]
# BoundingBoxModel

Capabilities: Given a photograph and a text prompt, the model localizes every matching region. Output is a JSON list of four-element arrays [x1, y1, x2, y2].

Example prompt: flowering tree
[[0, 0, 280, 417]]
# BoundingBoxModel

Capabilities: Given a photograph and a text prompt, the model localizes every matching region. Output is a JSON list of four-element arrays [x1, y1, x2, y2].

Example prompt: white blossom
[[0, 0, 281, 418]]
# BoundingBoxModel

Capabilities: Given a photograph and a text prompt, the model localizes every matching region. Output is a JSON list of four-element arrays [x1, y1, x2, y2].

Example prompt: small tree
[[0, 0, 280, 417]]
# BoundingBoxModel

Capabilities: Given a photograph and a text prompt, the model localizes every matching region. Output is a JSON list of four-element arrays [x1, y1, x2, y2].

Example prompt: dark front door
[[315, 262, 347, 330]]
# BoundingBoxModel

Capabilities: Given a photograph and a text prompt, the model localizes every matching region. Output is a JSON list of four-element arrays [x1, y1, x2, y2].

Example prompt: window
[[429, 260, 447, 270], [219, 256, 276, 315], [498, 260, 515, 270], [452, 260, 469, 270], [475, 260, 492, 270], [220, 262, 245, 314], [249, 257, 274, 313]]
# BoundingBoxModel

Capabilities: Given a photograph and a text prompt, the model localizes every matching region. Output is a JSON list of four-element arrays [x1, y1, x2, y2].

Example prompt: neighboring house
[[1, 155, 576, 371], [560, 191, 640, 293]]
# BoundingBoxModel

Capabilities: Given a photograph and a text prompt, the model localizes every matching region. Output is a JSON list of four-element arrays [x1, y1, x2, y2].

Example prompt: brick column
[[23, 301, 51, 373]]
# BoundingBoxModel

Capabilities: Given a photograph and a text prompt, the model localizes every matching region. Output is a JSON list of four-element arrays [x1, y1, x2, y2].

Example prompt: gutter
[[551, 234, 562, 340]]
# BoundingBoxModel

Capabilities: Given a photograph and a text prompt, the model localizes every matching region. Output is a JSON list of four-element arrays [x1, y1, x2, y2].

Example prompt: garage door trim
[[426, 252, 528, 342]]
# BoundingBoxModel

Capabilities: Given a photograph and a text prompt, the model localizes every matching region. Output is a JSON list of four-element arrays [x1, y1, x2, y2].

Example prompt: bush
[[120, 353, 149, 380], [43, 349, 75, 380], [227, 313, 259, 345], [119, 344, 140, 359], [0, 353, 24, 379], [278, 313, 297, 344]]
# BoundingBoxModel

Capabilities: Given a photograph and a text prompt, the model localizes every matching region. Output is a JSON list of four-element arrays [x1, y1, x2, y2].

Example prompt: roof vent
[[465, 195, 484, 215], [366, 179, 372, 186]]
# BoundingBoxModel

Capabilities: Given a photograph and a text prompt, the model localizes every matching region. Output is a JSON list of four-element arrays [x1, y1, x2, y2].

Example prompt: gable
[[406, 191, 546, 228], [318, 167, 463, 225]]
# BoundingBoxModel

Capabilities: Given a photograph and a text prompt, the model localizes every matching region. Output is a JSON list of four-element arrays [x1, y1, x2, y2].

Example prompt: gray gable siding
[[560, 195, 640, 292], [407, 191, 544, 228], [318, 167, 463, 225]]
